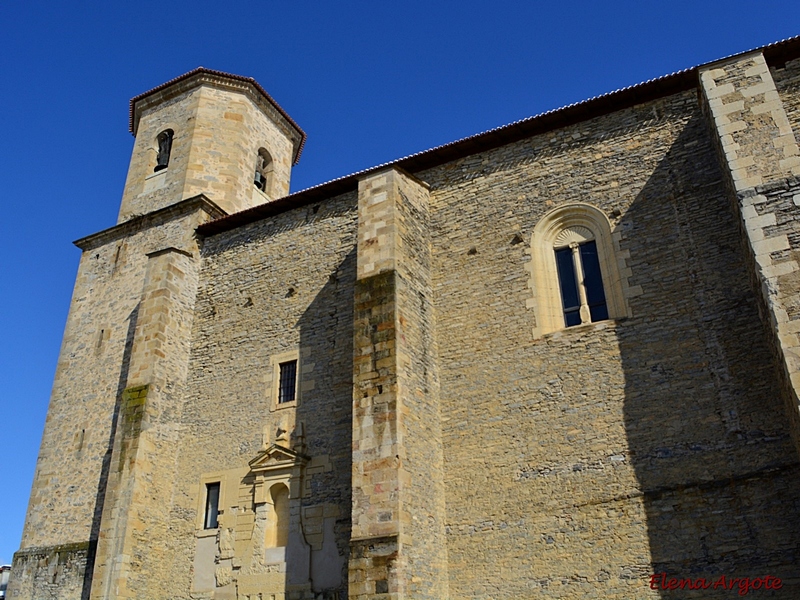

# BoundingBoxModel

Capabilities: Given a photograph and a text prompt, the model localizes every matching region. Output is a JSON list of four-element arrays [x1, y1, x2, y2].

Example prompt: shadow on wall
[[186, 200, 357, 599], [277, 246, 356, 599], [81, 303, 140, 600], [618, 112, 800, 598]]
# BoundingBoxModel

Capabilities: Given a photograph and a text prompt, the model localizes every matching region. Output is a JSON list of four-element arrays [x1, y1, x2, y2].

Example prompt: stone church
[[10, 36, 800, 599]]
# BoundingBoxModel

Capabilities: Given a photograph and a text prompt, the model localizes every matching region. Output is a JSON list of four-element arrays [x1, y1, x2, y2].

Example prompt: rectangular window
[[278, 360, 297, 404], [204, 482, 220, 529]]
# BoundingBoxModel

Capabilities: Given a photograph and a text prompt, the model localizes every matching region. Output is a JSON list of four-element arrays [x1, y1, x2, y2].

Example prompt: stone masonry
[[701, 52, 800, 457], [11, 39, 800, 599], [351, 169, 447, 599]]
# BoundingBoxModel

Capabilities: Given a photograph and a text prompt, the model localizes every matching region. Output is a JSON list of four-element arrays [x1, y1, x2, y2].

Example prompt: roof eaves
[[197, 34, 800, 237]]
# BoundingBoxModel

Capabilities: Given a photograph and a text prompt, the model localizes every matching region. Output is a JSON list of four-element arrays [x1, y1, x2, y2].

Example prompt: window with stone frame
[[204, 482, 220, 529], [528, 203, 629, 335], [270, 349, 301, 410], [154, 129, 174, 172], [278, 360, 297, 404]]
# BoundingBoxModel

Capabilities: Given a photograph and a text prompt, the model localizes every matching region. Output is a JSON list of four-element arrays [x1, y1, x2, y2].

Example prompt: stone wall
[[392, 172, 448, 599], [350, 170, 448, 599], [773, 57, 800, 147], [16, 46, 800, 600], [7, 544, 92, 600], [120, 82, 296, 223], [701, 51, 800, 454], [11, 198, 220, 600], [421, 87, 800, 598], [90, 247, 202, 600], [145, 193, 359, 599], [120, 86, 201, 223]]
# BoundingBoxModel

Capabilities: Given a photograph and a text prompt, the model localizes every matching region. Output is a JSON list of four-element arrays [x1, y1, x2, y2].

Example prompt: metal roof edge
[[197, 35, 800, 237]]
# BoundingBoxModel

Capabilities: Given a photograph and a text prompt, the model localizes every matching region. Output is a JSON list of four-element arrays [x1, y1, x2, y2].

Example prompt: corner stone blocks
[[702, 51, 800, 458], [351, 169, 447, 600], [701, 52, 800, 191]]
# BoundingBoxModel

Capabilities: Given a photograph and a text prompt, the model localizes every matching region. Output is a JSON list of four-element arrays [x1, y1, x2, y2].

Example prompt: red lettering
[[695, 578, 711, 589], [737, 578, 750, 596], [648, 574, 661, 590], [651, 572, 781, 594], [667, 578, 679, 590], [676, 578, 709, 590]]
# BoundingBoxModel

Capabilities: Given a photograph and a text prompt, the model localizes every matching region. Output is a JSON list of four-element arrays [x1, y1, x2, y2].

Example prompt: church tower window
[[154, 129, 174, 172], [254, 148, 274, 194]]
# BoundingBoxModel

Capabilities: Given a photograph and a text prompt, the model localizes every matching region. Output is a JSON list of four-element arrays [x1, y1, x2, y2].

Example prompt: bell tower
[[118, 67, 306, 223], [10, 69, 305, 600]]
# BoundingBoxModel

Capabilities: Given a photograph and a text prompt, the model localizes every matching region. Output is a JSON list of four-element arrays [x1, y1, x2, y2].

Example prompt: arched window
[[154, 129, 174, 172], [266, 483, 289, 548], [253, 148, 274, 194], [528, 203, 630, 336]]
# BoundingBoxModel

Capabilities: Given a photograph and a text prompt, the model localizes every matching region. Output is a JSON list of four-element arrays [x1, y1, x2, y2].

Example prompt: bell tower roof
[[129, 67, 306, 164]]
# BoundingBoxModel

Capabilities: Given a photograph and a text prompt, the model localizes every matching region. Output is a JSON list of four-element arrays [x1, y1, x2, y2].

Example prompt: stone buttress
[[8, 197, 219, 600], [349, 168, 449, 600], [700, 52, 800, 456], [88, 246, 201, 600]]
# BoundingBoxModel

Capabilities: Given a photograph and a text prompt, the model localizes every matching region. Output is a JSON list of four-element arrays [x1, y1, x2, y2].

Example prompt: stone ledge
[[13, 540, 92, 559], [74, 194, 227, 251]]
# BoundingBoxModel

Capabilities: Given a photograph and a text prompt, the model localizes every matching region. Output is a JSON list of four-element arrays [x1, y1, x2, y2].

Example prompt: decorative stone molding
[[527, 202, 635, 336]]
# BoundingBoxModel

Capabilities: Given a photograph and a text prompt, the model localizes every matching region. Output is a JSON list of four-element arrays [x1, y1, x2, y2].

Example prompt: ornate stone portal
[[191, 427, 342, 600]]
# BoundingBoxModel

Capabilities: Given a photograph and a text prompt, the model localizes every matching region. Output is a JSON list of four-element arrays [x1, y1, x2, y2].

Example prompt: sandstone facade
[[11, 40, 800, 599]]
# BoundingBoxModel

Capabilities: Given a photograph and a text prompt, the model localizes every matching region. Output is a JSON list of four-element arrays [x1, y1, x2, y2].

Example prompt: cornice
[[74, 195, 227, 251]]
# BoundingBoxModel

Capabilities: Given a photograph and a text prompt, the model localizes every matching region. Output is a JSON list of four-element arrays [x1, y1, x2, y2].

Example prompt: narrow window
[[254, 148, 273, 192], [278, 360, 297, 404], [555, 247, 581, 327], [579, 241, 609, 322], [154, 129, 174, 172], [204, 482, 220, 529], [555, 240, 608, 327]]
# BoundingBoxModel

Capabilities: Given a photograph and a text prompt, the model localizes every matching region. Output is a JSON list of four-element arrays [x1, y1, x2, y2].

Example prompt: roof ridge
[[191, 34, 800, 236]]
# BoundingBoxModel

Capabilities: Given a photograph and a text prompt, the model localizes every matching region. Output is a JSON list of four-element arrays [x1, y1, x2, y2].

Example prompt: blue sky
[[0, 0, 797, 565]]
